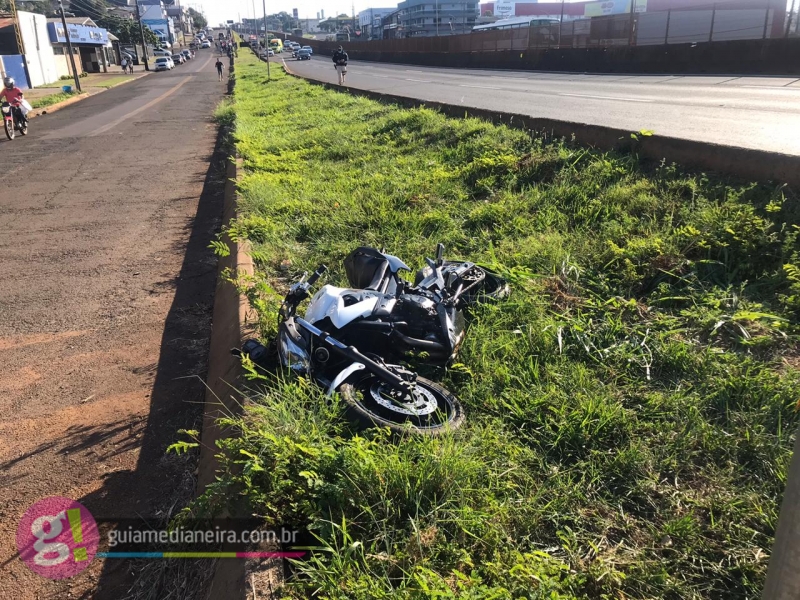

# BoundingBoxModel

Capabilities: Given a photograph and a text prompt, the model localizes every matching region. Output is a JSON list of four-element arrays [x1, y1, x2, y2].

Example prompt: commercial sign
[[583, 0, 647, 17], [494, 0, 516, 18], [47, 22, 108, 46]]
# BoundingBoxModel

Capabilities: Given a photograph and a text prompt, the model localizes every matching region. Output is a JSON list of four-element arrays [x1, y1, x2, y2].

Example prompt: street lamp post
[[262, 0, 270, 79]]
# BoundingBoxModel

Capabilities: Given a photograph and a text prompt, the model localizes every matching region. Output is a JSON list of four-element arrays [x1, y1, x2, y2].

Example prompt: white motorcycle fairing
[[305, 285, 382, 329]]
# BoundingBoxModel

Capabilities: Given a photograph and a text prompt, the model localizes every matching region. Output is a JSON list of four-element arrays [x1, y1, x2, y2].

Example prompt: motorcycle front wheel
[[4, 118, 14, 140], [338, 375, 464, 436]]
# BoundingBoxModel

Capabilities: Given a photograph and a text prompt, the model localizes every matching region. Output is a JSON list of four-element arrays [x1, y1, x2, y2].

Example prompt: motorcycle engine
[[394, 293, 442, 342]]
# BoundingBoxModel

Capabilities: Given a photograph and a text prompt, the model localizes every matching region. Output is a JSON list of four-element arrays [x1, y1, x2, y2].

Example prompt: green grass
[[192, 51, 800, 598], [29, 91, 81, 109]]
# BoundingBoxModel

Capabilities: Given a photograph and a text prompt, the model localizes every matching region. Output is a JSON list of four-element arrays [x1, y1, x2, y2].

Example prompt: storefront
[[46, 20, 110, 75]]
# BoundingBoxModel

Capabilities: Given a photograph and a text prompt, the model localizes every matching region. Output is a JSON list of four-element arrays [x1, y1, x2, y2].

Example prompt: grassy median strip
[[200, 52, 799, 598]]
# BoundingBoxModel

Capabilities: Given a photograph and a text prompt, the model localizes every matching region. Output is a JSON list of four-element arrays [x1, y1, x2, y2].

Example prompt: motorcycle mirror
[[436, 243, 445, 267]]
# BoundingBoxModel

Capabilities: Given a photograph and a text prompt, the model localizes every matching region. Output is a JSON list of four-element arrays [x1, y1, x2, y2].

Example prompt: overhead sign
[[494, 0, 516, 17], [227, 19, 234, 23], [292, 8, 298, 18], [583, 0, 647, 17], [47, 22, 109, 46]]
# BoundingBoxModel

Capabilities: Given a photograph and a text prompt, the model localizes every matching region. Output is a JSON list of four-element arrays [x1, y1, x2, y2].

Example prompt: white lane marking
[[459, 84, 500, 90], [371, 74, 389, 78], [405, 78, 432, 82], [559, 93, 653, 103]]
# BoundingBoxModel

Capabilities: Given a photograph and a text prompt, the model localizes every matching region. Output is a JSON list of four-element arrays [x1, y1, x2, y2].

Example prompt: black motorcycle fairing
[[344, 247, 410, 294]]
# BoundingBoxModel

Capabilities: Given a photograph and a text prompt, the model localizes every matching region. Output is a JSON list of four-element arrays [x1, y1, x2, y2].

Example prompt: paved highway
[[284, 57, 800, 156]]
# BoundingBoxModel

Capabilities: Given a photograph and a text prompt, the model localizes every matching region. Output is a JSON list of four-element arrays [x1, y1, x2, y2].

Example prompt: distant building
[[358, 7, 395, 39], [140, 0, 177, 47], [398, 0, 479, 36], [478, 0, 789, 41]]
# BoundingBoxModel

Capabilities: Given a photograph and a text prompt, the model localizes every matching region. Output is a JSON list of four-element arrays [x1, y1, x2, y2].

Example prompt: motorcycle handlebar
[[306, 264, 327, 286]]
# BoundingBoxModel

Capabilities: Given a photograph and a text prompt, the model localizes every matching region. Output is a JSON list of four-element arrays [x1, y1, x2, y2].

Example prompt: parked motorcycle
[[241, 244, 508, 435], [2, 101, 27, 140]]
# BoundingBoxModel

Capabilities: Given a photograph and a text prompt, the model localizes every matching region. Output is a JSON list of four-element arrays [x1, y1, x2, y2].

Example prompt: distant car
[[268, 49, 274, 57], [181, 49, 192, 60], [154, 56, 173, 71], [301, 45, 312, 55], [152, 49, 171, 57], [172, 54, 184, 64], [297, 48, 311, 60], [201, 40, 211, 48]]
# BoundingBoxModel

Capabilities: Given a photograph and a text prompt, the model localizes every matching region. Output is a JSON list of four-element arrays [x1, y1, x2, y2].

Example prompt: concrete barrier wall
[[285, 36, 800, 75]]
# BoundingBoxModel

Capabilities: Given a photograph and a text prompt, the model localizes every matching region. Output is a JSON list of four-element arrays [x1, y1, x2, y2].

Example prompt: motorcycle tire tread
[[338, 376, 465, 436]]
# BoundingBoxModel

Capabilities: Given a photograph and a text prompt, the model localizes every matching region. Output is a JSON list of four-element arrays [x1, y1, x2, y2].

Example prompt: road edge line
[[284, 69, 800, 189]]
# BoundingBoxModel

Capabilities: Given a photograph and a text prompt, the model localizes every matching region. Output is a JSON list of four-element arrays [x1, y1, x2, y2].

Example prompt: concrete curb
[[29, 72, 152, 118], [198, 155, 255, 600], [282, 63, 800, 189]]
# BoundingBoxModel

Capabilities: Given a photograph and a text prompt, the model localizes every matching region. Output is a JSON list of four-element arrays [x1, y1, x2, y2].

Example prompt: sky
[[188, 0, 391, 25]]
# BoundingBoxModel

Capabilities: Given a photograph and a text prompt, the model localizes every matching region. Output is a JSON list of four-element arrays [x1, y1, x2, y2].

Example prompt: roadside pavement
[[0, 47, 227, 599]]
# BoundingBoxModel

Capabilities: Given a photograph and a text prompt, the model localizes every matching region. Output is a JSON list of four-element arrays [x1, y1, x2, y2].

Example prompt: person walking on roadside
[[215, 58, 225, 82], [332, 45, 348, 86], [121, 57, 128, 74]]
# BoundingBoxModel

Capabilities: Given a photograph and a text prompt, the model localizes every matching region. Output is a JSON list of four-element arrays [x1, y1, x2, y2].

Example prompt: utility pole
[[435, 0, 439, 35], [262, 0, 270, 79], [787, 0, 797, 37], [558, 0, 565, 47], [627, 0, 636, 45], [134, 0, 150, 71], [57, 0, 81, 92]]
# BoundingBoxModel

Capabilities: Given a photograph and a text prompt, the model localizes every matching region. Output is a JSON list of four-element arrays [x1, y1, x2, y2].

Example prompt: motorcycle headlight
[[279, 327, 310, 373]]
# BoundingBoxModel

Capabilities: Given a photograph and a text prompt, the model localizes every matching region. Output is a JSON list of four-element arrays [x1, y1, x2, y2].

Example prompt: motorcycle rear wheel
[[338, 375, 464, 436], [4, 119, 14, 140]]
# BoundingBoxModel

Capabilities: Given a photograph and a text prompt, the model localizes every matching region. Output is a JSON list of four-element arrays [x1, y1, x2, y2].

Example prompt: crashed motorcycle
[[241, 244, 508, 434]]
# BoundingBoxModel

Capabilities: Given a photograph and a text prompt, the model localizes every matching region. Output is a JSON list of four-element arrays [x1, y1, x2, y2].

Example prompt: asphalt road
[[0, 47, 226, 599], [285, 56, 800, 156]]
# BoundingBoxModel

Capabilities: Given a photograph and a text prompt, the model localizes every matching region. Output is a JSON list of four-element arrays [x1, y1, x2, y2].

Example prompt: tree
[[187, 7, 206, 30], [96, 15, 159, 46], [69, 0, 109, 19]]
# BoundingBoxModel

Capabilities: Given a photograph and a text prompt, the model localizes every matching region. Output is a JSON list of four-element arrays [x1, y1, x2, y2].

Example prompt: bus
[[269, 38, 283, 52], [472, 16, 560, 32]]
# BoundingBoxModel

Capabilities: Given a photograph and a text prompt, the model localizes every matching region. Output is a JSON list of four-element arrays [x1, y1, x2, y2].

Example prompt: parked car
[[152, 48, 171, 57], [181, 49, 192, 60], [297, 48, 311, 60], [172, 54, 185, 64], [301, 45, 313, 55], [154, 57, 173, 71], [201, 40, 211, 48]]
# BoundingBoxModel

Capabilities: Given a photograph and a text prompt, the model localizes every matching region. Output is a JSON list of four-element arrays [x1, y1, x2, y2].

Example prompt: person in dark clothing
[[332, 46, 348, 85], [215, 58, 224, 81]]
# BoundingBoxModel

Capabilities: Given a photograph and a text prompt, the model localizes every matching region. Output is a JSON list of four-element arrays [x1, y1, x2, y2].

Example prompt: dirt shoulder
[[0, 55, 226, 599]]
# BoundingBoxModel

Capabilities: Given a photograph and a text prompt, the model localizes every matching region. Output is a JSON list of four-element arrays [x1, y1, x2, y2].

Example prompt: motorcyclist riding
[[0, 77, 26, 125], [332, 45, 348, 86]]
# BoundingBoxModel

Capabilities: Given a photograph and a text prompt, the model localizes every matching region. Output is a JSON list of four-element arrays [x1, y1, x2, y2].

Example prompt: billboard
[[494, 0, 515, 17], [293, 8, 298, 18], [47, 22, 109, 46], [584, 0, 647, 17]]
